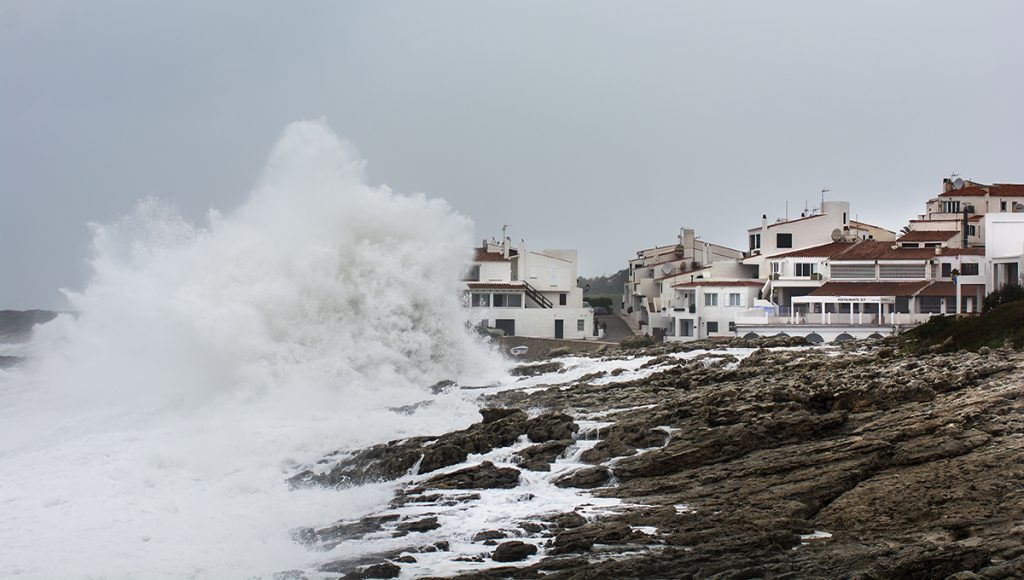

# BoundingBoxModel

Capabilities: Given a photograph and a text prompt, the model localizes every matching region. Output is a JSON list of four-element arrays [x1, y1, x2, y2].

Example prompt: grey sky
[[2, 1, 1023, 309]]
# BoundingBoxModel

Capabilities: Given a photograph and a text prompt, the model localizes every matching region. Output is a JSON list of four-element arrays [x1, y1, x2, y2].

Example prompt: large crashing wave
[[0, 121, 504, 579]]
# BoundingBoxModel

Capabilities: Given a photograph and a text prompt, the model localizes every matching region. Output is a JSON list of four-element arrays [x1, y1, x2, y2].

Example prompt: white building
[[984, 212, 1024, 292], [464, 236, 594, 340], [911, 178, 1024, 247], [743, 200, 895, 278], [623, 227, 743, 334], [737, 239, 986, 342]]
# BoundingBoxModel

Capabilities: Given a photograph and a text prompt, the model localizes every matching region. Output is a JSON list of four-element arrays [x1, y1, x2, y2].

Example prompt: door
[[554, 319, 564, 339], [494, 319, 515, 337]]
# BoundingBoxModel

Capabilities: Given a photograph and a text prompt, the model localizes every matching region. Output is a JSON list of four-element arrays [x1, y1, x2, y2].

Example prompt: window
[[577, 319, 585, 332], [941, 263, 952, 278], [471, 293, 490, 307], [464, 265, 481, 281], [728, 322, 736, 332], [707, 321, 719, 333], [770, 262, 781, 275], [704, 293, 718, 306], [831, 264, 875, 279], [879, 264, 926, 279], [795, 263, 816, 277], [843, 212, 848, 225], [493, 293, 507, 307], [559, 293, 567, 306], [728, 293, 742, 307], [962, 263, 979, 276], [941, 200, 961, 213], [968, 225, 976, 236], [749, 233, 761, 250], [1001, 201, 1008, 211], [776, 233, 793, 248]]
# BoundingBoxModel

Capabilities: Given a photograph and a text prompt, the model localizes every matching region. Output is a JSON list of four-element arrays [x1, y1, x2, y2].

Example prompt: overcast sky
[[2, 1, 1023, 309]]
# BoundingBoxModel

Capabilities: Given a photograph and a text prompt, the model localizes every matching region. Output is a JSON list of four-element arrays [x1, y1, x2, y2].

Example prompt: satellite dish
[[661, 263, 674, 275], [831, 229, 843, 242], [952, 178, 964, 190]]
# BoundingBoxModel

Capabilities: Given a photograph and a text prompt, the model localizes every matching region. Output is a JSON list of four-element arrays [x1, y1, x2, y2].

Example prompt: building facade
[[465, 238, 594, 340]]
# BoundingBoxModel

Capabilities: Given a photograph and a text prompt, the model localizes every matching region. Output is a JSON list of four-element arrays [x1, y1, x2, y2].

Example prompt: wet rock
[[492, 541, 538, 562], [357, 562, 401, 579], [471, 530, 506, 543], [396, 517, 440, 534], [516, 439, 571, 471], [551, 511, 587, 529], [479, 407, 521, 423], [554, 466, 611, 489], [547, 347, 572, 358], [429, 379, 457, 394], [511, 361, 564, 376], [290, 410, 529, 488], [525, 412, 577, 443], [420, 462, 521, 490]]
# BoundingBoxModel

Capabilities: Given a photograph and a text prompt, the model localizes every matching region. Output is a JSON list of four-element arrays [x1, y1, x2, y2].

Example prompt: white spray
[[0, 121, 505, 579]]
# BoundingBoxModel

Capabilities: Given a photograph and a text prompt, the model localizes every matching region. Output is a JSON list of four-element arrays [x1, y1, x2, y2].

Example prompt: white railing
[[736, 308, 936, 327]]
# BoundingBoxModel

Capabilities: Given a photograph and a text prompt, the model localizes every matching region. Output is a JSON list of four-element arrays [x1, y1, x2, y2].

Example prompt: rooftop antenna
[[821, 188, 830, 209]]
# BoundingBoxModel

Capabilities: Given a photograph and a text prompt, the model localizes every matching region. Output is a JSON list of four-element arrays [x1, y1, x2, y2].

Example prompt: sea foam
[[0, 121, 504, 579]]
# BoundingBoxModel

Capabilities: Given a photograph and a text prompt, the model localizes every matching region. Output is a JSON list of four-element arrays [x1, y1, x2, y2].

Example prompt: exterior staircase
[[523, 281, 554, 308]]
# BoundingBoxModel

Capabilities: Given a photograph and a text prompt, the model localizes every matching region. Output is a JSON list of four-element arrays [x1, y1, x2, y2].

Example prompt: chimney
[[943, 178, 953, 193], [501, 224, 509, 259], [682, 228, 696, 256]]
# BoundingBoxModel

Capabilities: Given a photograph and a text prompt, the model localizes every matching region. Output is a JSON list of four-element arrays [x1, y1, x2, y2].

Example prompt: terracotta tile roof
[[466, 282, 524, 290], [773, 241, 862, 259], [673, 279, 764, 288], [915, 283, 986, 297], [808, 281, 931, 297], [896, 230, 958, 242], [774, 240, 985, 261], [941, 247, 986, 256], [938, 183, 1024, 198], [473, 248, 510, 262]]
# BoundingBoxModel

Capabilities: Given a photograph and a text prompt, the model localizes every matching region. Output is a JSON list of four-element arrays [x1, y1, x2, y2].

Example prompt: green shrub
[[983, 284, 1024, 311]]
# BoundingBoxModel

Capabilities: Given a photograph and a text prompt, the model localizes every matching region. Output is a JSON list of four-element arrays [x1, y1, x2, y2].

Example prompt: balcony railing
[[736, 308, 934, 326]]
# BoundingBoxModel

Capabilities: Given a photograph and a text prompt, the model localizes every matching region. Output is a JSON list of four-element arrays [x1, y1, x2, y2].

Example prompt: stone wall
[[497, 336, 614, 360]]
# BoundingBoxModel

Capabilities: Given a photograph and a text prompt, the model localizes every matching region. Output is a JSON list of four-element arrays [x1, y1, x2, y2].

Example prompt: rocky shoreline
[[286, 340, 1024, 579]]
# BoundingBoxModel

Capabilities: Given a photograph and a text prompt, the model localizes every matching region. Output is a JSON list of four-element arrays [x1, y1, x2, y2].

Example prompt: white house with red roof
[[737, 238, 987, 341], [909, 178, 1024, 246], [743, 200, 896, 278], [464, 235, 594, 340]]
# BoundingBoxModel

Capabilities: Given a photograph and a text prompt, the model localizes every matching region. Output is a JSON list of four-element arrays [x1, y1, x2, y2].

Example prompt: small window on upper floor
[[941, 263, 952, 278], [776, 233, 793, 248], [962, 263, 979, 276], [1001, 201, 1008, 211], [559, 293, 567, 306], [577, 319, 585, 332]]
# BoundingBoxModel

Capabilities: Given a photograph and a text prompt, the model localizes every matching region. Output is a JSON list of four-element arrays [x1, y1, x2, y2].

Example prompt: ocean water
[[0, 122, 506, 579]]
